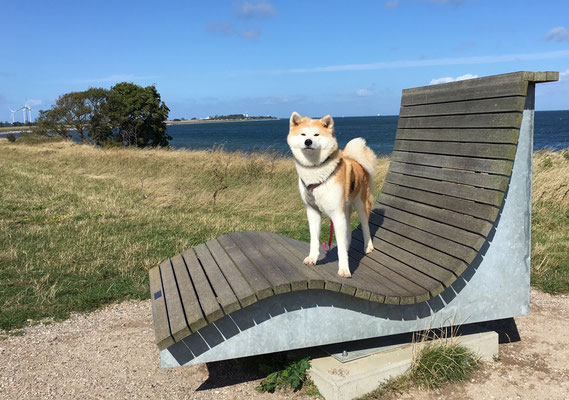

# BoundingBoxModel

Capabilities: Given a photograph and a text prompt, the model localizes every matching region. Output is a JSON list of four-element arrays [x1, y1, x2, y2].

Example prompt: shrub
[[7, 133, 16, 142]]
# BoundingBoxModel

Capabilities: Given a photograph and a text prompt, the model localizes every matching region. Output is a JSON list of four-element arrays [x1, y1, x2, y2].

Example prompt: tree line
[[34, 82, 170, 147]]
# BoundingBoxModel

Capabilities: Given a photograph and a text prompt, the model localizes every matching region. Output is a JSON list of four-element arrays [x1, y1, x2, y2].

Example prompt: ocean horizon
[[167, 111, 569, 156]]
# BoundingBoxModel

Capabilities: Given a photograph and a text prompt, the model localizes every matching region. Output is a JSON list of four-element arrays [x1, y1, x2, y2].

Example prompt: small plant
[[7, 133, 16, 142], [563, 150, 569, 161], [256, 357, 311, 393], [542, 156, 553, 168]]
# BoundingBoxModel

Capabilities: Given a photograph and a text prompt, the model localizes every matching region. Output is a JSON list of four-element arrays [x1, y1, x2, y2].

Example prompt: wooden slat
[[370, 227, 467, 276], [242, 231, 308, 291], [381, 182, 500, 221], [393, 140, 517, 160], [170, 254, 207, 332], [376, 193, 493, 239], [149, 266, 175, 349], [395, 128, 519, 144], [372, 201, 485, 250], [391, 151, 513, 175], [371, 238, 457, 287], [367, 213, 478, 263], [352, 231, 445, 298], [401, 71, 557, 106], [349, 232, 436, 302], [397, 113, 523, 130], [385, 172, 505, 206], [399, 96, 526, 117], [217, 234, 274, 299], [159, 260, 190, 341], [273, 234, 343, 293], [194, 243, 240, 314], [401, 72, 530, 106], [205, 239, 257, 307], [388, 161, 510, 191], [181, 249, 224, 323], [229, 232, 291, 294], [277, 234, 419, 304], [263, 232, 326, 289]]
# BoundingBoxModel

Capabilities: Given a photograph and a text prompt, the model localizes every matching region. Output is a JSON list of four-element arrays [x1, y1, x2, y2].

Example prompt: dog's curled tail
[[343, 138, 377, 177]]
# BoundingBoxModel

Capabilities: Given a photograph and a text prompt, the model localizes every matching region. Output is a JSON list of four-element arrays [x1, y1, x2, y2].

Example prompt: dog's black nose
[[304, 139, 312, 147]]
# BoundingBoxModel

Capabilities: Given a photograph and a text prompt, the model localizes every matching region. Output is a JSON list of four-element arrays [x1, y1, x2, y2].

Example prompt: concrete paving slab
[[308, 327, 498, 400]]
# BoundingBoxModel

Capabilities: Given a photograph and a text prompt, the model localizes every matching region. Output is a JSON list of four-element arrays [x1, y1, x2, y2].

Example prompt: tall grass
[[531, 149, 569, 293]]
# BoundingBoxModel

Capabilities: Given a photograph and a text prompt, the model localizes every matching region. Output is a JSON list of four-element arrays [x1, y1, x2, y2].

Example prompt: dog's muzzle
[[304, 139, 313, 147]]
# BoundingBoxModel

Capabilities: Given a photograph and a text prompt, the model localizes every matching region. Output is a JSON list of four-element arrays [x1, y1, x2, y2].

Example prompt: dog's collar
[[301, 158, 342, 192]]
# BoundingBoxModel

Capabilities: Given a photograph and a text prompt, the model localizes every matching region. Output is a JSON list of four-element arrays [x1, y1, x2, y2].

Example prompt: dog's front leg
[[304, 205, 321, 265], [331, 210, 351, 278]]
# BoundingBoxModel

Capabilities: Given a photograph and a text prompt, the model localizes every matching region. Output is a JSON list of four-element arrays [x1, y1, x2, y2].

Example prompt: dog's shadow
[[316, 211, 383, 275]]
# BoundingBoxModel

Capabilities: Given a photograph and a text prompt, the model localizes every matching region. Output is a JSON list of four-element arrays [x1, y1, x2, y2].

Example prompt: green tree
[[33, 88, 110, 143], [33, 107, 72, 138], [105, 83, 170, 147]]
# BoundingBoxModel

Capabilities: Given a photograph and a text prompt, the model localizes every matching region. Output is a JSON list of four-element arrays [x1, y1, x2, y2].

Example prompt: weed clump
[[410, 342, 480, 389]]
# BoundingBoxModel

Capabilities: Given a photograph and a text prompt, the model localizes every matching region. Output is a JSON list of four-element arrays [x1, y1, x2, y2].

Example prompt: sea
[[3, 111, 568, 155], [167, 111, 569, 156]]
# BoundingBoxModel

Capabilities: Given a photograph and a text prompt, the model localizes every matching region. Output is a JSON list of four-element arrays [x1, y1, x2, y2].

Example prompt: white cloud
[[355, 88, 374, 97], [270, 50, 569, 74], [430, 73, 478, 85], [544, 27, 569, 42], [236, 1, 277, 18], [385, 0, 400, 8], [559, 69, 569, 81], [25, 99, 42, 107], [241, 29, 261, 39], [206, 22, 234, 36]]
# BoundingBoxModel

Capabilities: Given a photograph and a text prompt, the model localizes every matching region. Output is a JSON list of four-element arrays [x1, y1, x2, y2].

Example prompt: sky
[[1, 0, 569, 121]]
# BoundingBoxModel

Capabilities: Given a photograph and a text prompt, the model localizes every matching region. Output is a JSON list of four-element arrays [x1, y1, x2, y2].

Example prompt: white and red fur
[[287, 112, 376, 277]]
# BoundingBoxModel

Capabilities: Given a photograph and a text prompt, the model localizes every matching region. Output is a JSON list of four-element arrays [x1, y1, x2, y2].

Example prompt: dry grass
[[531, 149, 569, 293], [0, 137, 388, 329]]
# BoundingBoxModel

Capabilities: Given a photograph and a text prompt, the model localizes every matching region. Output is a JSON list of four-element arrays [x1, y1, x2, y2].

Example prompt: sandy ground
[[1, 289, 568, 400]]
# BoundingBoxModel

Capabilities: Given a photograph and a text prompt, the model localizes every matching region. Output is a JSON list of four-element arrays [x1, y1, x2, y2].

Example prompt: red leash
[[322, 220, 334, 252]]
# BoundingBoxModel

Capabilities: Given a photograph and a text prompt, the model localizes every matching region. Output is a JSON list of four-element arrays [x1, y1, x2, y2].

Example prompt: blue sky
[[1, 0, 569, 121]]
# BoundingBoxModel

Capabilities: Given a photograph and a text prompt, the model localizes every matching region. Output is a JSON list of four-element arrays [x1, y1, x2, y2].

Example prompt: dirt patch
[[1, 289, 568, 399]]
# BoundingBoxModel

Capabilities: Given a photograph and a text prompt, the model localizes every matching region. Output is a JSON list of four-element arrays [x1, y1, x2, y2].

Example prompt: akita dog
[[287, 112, 377, 278]]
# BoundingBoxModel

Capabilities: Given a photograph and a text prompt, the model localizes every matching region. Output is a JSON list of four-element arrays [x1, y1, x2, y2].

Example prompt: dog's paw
[[303, 256, 317, 266], [337, 268, 352, 278], [365, 242, 374, 254]]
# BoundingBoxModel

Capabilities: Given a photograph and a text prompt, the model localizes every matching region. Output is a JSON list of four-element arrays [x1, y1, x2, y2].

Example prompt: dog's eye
[[314, 134, 319, 136], [301, 133, 306, 136]]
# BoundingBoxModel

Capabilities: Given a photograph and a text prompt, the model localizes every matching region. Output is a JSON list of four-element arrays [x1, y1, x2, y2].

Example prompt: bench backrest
[[360, 71, 558, 298]]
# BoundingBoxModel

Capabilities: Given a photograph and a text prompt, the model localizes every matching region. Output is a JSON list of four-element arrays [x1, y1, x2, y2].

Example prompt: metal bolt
[[342, 350, 348, 357]]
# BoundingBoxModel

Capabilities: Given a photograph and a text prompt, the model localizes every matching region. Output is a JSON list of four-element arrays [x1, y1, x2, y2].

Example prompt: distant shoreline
[[166, 118, 279, 125]]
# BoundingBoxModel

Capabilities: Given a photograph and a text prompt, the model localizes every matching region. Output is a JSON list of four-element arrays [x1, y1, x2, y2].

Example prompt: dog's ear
[[290, 112, 302, 127], [321, 115, 334, 129]]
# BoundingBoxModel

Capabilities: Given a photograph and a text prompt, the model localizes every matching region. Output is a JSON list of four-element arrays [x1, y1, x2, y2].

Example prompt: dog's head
[[287, 112, 338, 167]]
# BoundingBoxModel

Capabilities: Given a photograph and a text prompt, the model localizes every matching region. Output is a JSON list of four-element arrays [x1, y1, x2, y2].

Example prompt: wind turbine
[[9, 108, 16, 123], [25, 104, 32, 122], [19, 106, 27, 123]]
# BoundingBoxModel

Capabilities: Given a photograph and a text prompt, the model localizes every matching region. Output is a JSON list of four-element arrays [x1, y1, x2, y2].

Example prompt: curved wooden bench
[[150, 71, 558, 363]]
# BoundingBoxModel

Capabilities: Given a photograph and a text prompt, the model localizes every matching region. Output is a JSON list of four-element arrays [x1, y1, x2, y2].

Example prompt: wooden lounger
[[150, 71, 558, 367]]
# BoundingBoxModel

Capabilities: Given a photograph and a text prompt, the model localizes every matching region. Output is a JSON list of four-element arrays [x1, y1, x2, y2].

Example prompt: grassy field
[[0, 137, 567, 331]]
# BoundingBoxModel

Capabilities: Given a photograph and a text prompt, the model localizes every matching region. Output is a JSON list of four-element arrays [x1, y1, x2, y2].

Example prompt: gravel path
[[1, 289, 568, 399]]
